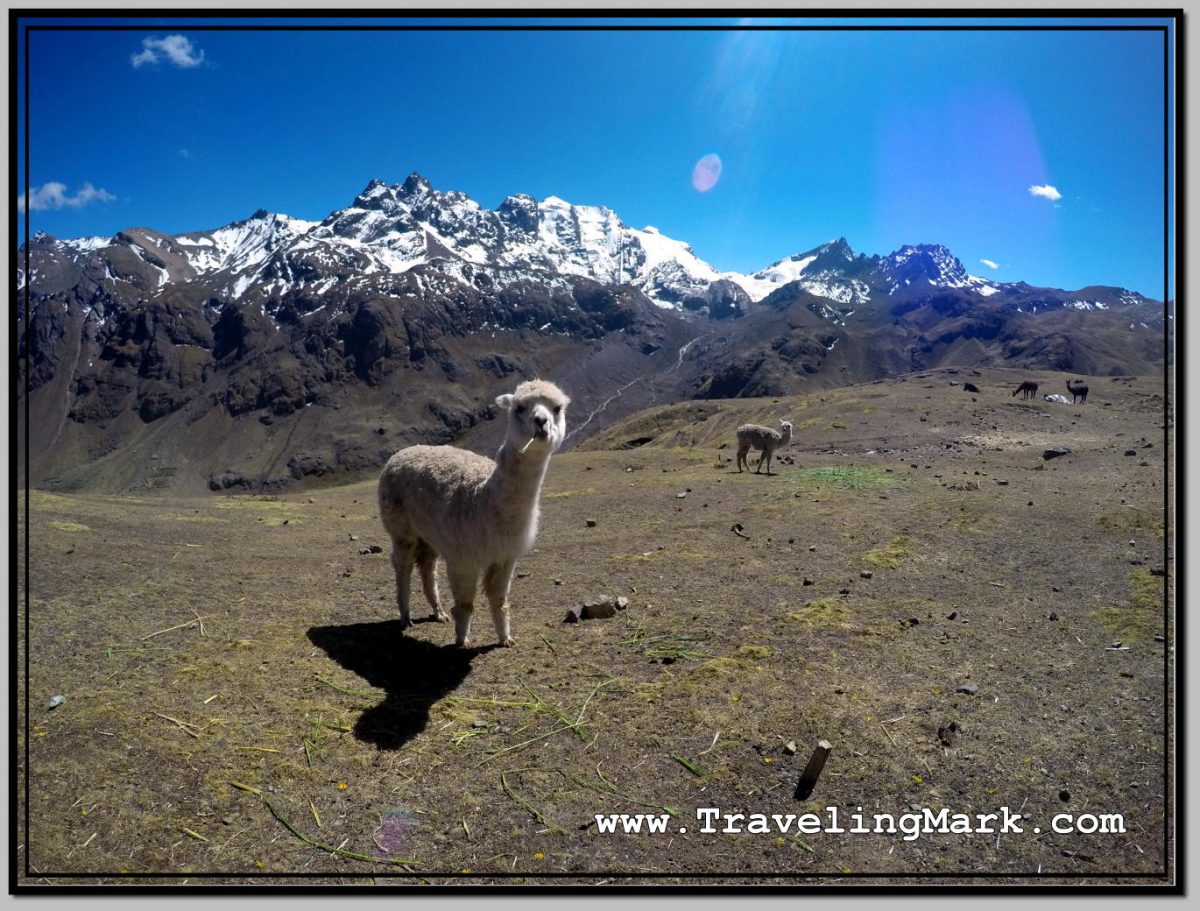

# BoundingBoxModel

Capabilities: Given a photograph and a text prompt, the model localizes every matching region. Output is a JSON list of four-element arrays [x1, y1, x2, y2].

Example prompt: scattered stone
[[809, 545, 817, 552], [281, 519, 289, 525], [565, 595, 622, 624], [368, 544, 384, 554], [1059, 789, 1071, 802], [946, 611, 958, 621], [839, 587, 851, 595], [1048, 612, 1058, 621], [996, 479, 1009, 486], [349, 534, 359, 541], [358, 547, 372, 555], [1043, 447, 1072, 460], [676, 492, 688, 499], [471, 720, 488, 729], [1124, 449, 1138, 456], [585, 518, 597, 527], [956, 683, 979, 695], [860, 570, 873, 580], [803, 578, 814, 586], [48, 695, 66, 710], [783, 740, 798, 756], [516, 571, 530, 579], [900, 617, 919, 628]]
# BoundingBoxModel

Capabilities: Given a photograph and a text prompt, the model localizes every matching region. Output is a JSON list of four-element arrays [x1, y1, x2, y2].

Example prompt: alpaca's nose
[[534, 414, 548, 430]]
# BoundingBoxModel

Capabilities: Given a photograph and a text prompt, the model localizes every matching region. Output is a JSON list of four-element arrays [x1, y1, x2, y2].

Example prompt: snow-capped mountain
[[19, 172, 1157, 325], [17, 172, 1166, 495]]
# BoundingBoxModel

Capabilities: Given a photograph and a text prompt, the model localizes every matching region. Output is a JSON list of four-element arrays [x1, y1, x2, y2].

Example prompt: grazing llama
[[736, 420, 793, 475]]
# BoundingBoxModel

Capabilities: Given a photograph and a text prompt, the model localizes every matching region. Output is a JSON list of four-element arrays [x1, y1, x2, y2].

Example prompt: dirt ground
[[14, 366, 1175, 887]]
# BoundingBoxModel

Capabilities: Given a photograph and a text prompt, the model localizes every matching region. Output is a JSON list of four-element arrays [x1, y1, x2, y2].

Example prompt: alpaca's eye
[[516, 404, 526, 415], [553, 406, 562, 416]]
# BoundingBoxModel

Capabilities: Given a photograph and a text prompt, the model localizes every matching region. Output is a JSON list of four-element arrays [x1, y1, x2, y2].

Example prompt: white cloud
[[1028, 184, 1063, 202], [17, 181, 116, 212], [131, 34, 205, 69], [980, 259, 1000, 270]]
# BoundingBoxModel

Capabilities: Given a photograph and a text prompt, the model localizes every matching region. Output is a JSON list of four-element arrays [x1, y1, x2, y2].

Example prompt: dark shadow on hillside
[[307, 619, 489, 750]]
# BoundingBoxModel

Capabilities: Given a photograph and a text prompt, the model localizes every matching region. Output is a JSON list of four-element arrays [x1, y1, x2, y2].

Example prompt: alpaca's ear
[[495, 394, 514, 411]]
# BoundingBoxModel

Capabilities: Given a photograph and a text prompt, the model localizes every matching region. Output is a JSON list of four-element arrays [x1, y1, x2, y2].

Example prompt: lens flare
[[691, 153, 722, 192]]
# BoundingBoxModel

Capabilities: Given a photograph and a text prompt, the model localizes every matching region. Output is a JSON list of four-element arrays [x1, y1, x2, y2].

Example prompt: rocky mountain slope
[[16, 173, 1168, 493]]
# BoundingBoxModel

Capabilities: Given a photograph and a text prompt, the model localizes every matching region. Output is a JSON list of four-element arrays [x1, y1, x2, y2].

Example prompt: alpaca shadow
[[307, 619, 491, 750]]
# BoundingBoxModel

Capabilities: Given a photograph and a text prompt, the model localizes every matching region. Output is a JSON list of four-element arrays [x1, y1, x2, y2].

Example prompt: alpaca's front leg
[[483, 560, 518, 648], [446, 565, 480, 648]]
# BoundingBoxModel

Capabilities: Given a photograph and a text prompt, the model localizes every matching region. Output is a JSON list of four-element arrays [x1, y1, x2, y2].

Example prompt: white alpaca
[[736, 420, 793, 475], [377, 379, 569, 648]]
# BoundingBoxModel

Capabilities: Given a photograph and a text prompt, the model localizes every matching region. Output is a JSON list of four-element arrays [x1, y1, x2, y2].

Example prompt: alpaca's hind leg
[[445, 564, 479, 648], [763, 448, 773, 475], [755, 448, 765, 474], [737, 444, 748, 472], [415, 541, 449, 622], [389, 539, 416, 628], [483, 560, 517, 648]]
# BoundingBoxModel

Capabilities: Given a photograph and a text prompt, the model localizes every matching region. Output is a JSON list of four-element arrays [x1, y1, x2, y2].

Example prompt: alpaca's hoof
[[500, 637, 516, 648], [399, 617, 413, 630], [456, 638, 472, 649], [433, 611, 450, 623]]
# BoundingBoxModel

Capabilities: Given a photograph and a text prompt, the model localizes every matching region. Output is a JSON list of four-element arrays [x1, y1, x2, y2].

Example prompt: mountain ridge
[[17, 172, 1168, 494]]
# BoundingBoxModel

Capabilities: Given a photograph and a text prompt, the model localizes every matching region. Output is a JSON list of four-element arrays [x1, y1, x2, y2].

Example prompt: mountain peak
[[400, 171, 432, 196]]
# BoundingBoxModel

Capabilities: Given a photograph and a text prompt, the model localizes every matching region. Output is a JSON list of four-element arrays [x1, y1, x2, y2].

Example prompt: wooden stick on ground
[[794, 740, 833, 800]]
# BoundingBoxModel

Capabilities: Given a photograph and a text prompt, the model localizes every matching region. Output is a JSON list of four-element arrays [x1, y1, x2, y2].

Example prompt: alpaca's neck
[[488, 442, 552, 513]]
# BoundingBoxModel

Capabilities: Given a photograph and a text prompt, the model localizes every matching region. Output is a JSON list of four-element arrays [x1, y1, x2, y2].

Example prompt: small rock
[[676, 492, 688, 499], [946, 611, 958, 620], [839, 587, 851, 595], [783, 740, 797, 756], [956, 683, 980, 695], [1058, 789, 1071, 802], [1154, 635, 1166, 643], [1124, 449, 1138, 456], [1048, 612, 1058, 621], [803, 578, 814, 586], [358, 547, 372, 555], [471, 720, 488, 729], [349, 534, 359, 541], [48, 695, 66, 710], [809, 545, 817, 552], [616, 596, 630, 610], [585, 518, 597, 528], [900, 617, 919, 628], [563, 605, 583, 624], [368, 544, 384, 554], [1043, 447, 1072, 460], [996, 479, 1009, 486], [281, 519, 289, 525], [860, 570, 873, 580]]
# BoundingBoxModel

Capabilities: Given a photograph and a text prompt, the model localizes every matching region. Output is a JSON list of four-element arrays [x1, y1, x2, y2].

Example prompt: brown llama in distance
[[1067, 380, 1089, 404], [1012, 381, 1039, 400]]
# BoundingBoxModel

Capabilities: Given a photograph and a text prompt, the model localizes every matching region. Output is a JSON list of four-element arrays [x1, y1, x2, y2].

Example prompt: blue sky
[[15, 16, 1175, 298]]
